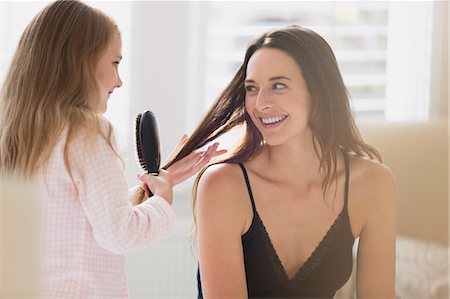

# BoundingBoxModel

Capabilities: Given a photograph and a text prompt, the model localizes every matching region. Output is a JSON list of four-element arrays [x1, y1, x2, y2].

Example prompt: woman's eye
[[245, 85, 257, 92], [273, 83, 286, 90]]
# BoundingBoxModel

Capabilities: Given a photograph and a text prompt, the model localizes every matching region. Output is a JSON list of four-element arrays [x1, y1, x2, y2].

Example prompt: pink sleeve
[[71, 125, 175, 254]]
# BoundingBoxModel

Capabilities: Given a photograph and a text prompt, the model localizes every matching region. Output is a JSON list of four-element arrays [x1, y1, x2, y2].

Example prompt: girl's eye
[[273, 83, 286, 90]]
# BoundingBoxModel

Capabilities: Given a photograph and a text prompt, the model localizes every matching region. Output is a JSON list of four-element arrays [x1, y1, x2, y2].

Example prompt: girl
[[0, 0, 224, 297]]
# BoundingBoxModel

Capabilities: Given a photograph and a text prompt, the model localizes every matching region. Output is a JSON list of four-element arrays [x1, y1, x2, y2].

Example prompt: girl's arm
[[73, 128, 175, 254]]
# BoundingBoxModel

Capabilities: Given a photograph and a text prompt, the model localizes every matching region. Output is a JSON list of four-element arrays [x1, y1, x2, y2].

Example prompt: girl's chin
[[94, 103, 107, 114]]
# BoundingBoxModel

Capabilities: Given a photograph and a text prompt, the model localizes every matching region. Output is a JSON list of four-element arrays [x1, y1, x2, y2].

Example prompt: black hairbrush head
[[135, 110, 161, 175]]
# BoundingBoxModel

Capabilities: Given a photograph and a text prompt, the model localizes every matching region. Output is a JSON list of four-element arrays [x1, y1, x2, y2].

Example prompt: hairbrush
[[135, 110, 161, 176]]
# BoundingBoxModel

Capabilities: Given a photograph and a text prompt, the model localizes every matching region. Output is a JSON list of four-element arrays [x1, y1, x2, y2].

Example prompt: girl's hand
[[138, 169, 173, 204], [166, 135, 227, 185]]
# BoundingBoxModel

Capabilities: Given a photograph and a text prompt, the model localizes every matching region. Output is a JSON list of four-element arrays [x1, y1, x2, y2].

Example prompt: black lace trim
[[255, 213, 289, 281], [256, 207, 350, 284], [292, 210, 350, 283]]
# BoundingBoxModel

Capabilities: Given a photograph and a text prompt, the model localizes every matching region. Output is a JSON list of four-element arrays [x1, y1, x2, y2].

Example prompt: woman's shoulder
[[347, 156, 396, 235], [349, 156, 395, 192], [198, 162, 246, 193], [196, 162, 251, 234]]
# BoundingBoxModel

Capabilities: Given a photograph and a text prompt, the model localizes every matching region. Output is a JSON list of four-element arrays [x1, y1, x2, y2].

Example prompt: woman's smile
[[259, 114, 288, 128]]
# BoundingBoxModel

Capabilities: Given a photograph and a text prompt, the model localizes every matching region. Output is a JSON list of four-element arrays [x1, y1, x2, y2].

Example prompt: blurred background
[[1, 1, 448, 298]]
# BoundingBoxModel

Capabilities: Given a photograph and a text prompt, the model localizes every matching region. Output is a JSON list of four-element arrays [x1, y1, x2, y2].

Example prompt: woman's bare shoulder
[[350, 157, 396, 194], [348, 156, 396, 235], [198, 163, 246, 192], [196, 163, 250, 231]]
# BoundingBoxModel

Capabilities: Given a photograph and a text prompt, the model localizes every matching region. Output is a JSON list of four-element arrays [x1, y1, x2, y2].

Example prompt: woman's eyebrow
[[269, 76, 291, 81], [244, 76, 291, 83]]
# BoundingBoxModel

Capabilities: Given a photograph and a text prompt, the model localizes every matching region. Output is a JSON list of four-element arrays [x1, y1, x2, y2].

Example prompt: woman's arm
[[197, 164, 249, 299], [356, 163, 397, 299]]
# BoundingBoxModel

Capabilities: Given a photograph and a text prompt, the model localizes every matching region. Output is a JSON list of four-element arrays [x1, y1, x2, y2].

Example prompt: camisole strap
[[343, 151, 350, 209], [238, 163, 257, 212]]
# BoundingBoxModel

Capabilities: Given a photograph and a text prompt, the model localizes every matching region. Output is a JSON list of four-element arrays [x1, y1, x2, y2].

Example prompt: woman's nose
[[255, 89, 272, 111]]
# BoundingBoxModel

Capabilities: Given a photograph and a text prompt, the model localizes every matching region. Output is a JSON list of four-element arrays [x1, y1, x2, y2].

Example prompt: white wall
[[429, 0, 448, 119], [124, 2, 199, 297]]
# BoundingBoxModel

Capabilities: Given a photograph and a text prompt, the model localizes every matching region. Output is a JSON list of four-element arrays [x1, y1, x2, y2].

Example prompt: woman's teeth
[[261, 115, 287, 125]]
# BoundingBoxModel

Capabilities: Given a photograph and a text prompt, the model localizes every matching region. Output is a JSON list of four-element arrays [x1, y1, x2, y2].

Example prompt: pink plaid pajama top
[[35, 121, 175, 298]]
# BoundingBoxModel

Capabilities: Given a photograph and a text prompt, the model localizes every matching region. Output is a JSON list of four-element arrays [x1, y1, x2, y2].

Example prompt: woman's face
[[95, 32, 123, 113], [244, 48, 312, 146]]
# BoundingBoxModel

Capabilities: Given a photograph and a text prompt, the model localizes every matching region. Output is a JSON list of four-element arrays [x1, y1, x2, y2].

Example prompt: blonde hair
[[0, 0, 120, 180]]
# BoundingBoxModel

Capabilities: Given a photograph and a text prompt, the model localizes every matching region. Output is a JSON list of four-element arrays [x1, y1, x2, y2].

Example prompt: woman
[[167, 25, 396, 298], [0, 1, 224, 297]]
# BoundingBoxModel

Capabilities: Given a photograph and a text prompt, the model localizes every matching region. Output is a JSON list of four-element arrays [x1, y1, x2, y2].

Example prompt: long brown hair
[[0, 0, 120, 181], [165, 25, 381, 214]]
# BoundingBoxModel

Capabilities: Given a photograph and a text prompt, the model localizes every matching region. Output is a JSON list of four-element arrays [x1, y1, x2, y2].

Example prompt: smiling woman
[[244, 48, 311, 146], [166, 25, 396, 299]]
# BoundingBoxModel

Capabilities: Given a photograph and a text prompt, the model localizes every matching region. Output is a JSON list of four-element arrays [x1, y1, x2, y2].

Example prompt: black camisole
[[198, 153, 355, 298]]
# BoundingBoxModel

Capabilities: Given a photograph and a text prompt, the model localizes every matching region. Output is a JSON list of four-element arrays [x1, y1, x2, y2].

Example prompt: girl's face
[[95, 32, 123, 113], [244, 48, 312, 146]]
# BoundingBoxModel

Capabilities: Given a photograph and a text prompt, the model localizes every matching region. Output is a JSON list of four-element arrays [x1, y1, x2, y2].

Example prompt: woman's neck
[[254, 136, 324, 184]]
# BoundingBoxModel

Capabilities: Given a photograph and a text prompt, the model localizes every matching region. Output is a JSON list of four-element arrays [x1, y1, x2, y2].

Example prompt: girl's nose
[[116, 75, 123, 88]]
